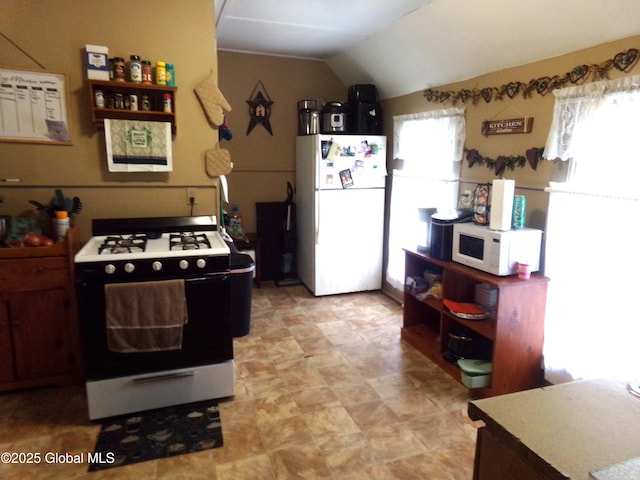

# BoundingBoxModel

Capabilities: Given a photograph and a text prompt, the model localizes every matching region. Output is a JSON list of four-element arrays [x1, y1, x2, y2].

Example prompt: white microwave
[[452, 223, 542, 276]]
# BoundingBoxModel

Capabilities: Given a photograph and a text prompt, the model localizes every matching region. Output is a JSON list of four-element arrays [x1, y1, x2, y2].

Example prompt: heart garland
[[613, 48, 638, 72], [424, 48, 640, 105], [464, 147, 543, 174]]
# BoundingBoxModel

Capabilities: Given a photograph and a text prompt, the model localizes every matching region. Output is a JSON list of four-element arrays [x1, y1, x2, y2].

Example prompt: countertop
[[468, 379, 640, 480], [0, 227, 78, 259]]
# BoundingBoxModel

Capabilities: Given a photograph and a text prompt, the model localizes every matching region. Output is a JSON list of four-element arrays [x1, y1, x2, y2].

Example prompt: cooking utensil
[[72, 196, 83, 214], [52, 188, 74, 213], [0, 216, 9, 245], [29, 200, 54, 217]]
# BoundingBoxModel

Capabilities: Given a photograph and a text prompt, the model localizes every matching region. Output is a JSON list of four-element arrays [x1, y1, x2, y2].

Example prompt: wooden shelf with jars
[[88, 80, 177, 134], [402, 248, 549, 398]]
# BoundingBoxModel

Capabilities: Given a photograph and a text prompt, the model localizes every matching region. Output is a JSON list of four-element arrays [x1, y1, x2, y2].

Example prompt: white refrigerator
[[296, 134, 387, 296]]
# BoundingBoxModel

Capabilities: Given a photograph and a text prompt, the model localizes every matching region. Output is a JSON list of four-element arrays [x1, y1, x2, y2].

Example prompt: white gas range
[[75, 215, 230, 278], [75, 216, 234, 420]]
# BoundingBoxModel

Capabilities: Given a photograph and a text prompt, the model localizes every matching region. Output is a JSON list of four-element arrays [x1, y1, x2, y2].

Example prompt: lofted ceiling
[[215, 0, 640, 100]]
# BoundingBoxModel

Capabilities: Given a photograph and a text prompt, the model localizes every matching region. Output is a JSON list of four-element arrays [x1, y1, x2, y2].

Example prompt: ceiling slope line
[[222, 15, 370, 36]]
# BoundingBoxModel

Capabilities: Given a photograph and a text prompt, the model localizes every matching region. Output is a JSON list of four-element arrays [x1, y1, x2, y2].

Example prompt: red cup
[[517, 262, 531, 279]]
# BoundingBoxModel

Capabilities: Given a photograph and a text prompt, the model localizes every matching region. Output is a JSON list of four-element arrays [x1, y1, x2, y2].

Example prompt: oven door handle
[[185, 273, 230, 283], [132, 370, 195, 384]]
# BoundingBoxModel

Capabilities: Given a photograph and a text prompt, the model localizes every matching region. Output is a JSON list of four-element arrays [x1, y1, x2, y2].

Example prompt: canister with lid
[[129, 55, 142, 83]]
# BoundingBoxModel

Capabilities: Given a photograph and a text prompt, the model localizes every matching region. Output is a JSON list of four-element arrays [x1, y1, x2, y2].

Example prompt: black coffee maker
[[429, 209, 473, 261], [347, 84, 383, 134]]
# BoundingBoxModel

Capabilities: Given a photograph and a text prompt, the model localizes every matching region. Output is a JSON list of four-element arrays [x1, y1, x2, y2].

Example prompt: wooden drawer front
[[0, 258, 69, 292]]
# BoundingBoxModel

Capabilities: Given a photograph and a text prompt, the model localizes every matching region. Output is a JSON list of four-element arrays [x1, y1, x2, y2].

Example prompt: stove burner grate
[[170, 232, 211, 251], [99, 235, 148, 255]]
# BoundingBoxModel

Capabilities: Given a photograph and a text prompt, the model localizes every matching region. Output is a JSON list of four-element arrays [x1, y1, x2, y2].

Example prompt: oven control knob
[[105, 264, 116, 275], [124, 263, 135, 273], [179, 259, 189, 270], [196, 258, 206, 268], [152, 261, 163, 271]]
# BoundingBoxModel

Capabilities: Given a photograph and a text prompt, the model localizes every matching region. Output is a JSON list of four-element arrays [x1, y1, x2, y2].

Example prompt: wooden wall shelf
[[88, 80, 177, 134]]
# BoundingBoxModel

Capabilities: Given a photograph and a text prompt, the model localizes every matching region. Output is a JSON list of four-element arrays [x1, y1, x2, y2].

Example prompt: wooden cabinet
[[402, 248, 548, 397], [468, 380, 640, 479], [88, 80, 177, 134], [0, 228, 82, 391]]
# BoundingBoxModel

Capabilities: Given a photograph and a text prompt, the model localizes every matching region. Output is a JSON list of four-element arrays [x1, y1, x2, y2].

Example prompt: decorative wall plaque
[[482, 117, 533, 136]]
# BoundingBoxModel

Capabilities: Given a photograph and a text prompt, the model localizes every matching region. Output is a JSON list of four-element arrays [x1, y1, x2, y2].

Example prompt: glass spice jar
[[95, 89, 104, 108], [141, 94, 151, 111], [163, 93, 172, 113], [114, 93, 124, 109], [129, 55, 142, 83], [141, 60, 152, 84], [113, 57, 125, 82]]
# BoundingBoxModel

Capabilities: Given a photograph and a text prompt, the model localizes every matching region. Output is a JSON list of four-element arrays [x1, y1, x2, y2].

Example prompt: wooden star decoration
[[246, 81, 273, 136]]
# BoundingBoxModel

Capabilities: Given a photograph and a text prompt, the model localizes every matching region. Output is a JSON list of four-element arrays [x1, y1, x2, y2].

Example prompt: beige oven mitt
[[205, 146, 232, 176], [194, 73, 232, 127]]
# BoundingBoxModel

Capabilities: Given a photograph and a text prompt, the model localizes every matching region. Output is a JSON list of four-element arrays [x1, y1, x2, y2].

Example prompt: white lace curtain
[[386, 108, 465, 291], [543, 75, 640, 384], [544, 75, 640, 197]]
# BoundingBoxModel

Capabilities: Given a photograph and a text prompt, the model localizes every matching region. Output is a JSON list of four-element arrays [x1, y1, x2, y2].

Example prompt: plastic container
[[53, 210, 70, 241], [165, 63, 175, 86], [155, 61, 166, 85], [229, 206, 242, 234], [230, 253, 255, 337], [458, 359, 492, 388]]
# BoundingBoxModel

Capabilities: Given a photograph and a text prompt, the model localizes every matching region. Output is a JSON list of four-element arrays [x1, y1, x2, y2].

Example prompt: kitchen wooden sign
[[482, 117, 533, 136]]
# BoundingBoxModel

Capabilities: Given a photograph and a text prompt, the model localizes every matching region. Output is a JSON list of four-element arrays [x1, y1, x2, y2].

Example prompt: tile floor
[[0, 283, 480, 479]]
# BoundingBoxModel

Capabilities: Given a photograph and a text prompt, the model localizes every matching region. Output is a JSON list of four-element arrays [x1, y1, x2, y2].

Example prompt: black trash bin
[[230, 253, 255, 337]]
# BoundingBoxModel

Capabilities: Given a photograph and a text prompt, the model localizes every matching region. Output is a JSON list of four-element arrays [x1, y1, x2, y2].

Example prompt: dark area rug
[[88, 399, 223, 472]]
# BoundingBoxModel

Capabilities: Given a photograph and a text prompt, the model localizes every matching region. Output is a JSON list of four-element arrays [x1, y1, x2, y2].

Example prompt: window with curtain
[[386, 108, 466, 292], [543, 75, 640, 384]]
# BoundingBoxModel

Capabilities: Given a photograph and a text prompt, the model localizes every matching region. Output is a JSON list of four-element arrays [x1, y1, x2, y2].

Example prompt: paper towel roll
[[490, 179, 515, 231]]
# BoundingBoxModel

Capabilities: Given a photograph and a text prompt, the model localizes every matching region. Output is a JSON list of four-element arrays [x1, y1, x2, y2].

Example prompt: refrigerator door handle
[[315, 191, 320, 245]]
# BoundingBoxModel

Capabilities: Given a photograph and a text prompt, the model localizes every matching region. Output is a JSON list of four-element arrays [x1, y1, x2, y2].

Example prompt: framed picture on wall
[[0, 66, 72, 145]]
